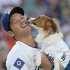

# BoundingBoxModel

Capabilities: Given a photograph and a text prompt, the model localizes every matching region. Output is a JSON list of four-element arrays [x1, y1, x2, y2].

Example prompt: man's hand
[[40, 52, 52, 70]]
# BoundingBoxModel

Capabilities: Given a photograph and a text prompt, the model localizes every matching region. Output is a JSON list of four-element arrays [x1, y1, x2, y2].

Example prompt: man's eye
[[13, 21, 18, 24], [20, 16, 24, 19]]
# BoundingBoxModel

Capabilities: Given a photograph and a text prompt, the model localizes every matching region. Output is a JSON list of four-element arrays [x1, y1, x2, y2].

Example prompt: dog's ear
[[44, 18, 58, 32]]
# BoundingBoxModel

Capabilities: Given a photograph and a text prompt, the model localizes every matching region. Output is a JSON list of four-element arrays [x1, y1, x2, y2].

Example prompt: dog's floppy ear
[[44, 18, 59, 33]]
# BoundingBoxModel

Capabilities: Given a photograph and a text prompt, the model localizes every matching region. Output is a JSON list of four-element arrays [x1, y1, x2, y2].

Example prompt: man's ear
[[8, 31, 14, 37]]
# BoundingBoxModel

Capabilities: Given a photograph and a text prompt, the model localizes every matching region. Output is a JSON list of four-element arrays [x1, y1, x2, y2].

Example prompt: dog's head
[[29, 15, 59, 33]]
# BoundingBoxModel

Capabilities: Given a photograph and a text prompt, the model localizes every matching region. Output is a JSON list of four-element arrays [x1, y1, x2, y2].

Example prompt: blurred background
[[0, 0, 70, 70]]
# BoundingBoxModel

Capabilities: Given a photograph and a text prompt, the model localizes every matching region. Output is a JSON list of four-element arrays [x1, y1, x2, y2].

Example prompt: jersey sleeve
[[6, 58, 29, 70]]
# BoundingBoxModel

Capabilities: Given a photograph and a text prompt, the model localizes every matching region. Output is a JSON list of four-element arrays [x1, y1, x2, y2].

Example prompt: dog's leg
[[35, 51, 41, 66]]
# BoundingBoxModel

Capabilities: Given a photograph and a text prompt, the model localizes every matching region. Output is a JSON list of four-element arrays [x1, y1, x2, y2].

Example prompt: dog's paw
[[35, 51, 41, 66]]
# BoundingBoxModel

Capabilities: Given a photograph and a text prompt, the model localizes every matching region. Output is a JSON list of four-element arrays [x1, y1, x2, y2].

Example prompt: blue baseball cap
[[2, 7, 24, 31]]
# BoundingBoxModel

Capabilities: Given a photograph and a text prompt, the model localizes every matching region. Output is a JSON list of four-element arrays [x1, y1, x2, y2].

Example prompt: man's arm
[[40, 52, 52, 70], [6, 57, 29, 70]]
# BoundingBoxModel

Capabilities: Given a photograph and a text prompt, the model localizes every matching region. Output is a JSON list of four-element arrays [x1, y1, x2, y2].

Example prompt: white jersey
[[6, 41, 39, 70]]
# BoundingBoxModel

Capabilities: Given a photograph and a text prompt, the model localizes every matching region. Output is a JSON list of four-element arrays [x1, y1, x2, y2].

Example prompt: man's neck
[[15, 34, 36, 48]]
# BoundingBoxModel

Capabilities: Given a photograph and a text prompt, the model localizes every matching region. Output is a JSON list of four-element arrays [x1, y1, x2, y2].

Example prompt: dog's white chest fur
[[35, 34, 43, 48], [35, 29, 48, 49], [35, 32, 70, 70]]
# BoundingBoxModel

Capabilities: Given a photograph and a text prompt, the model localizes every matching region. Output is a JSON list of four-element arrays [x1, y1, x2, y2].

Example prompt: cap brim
[[2, 13, 10, 31]]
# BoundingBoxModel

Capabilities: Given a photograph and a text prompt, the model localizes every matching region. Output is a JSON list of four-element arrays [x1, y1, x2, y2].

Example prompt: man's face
[[10, 13, 31, 37]]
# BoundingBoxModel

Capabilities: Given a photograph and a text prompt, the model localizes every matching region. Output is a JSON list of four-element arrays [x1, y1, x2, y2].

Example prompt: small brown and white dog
[[28, 15, 70, 70]]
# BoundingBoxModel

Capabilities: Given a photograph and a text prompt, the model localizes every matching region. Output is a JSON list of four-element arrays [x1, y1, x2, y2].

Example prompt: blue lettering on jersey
[[47, 54, 54, 62], [61, 53, 66, 61], [13, 58, 25, 69], [35, 66, 40, 70]]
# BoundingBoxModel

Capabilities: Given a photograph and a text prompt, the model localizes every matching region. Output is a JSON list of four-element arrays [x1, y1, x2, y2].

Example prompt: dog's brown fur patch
[[32, 15, 58, 33]]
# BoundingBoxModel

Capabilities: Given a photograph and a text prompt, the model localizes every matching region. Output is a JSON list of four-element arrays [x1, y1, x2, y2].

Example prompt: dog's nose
[[27, 17, 30, 20]]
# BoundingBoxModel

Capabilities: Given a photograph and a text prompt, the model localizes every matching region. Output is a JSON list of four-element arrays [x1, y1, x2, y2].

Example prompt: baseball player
[[2, 7, 52, 70]]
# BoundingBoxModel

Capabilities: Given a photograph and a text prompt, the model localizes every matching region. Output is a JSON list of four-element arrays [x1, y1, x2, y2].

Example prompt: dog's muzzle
[[27, 17, 36, 24]]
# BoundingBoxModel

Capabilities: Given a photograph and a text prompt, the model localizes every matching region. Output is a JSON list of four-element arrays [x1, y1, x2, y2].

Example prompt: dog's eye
[[47, 19, 53, 23], [27, 17, 30, 20], [33, 22, 36, 25]]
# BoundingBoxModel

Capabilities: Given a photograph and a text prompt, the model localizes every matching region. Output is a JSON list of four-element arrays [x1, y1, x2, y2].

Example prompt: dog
[[28, 15, 70, 70]]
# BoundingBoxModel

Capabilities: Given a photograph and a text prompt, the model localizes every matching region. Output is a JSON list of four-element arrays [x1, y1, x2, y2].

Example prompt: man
[[2, 7, 52, 70]]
